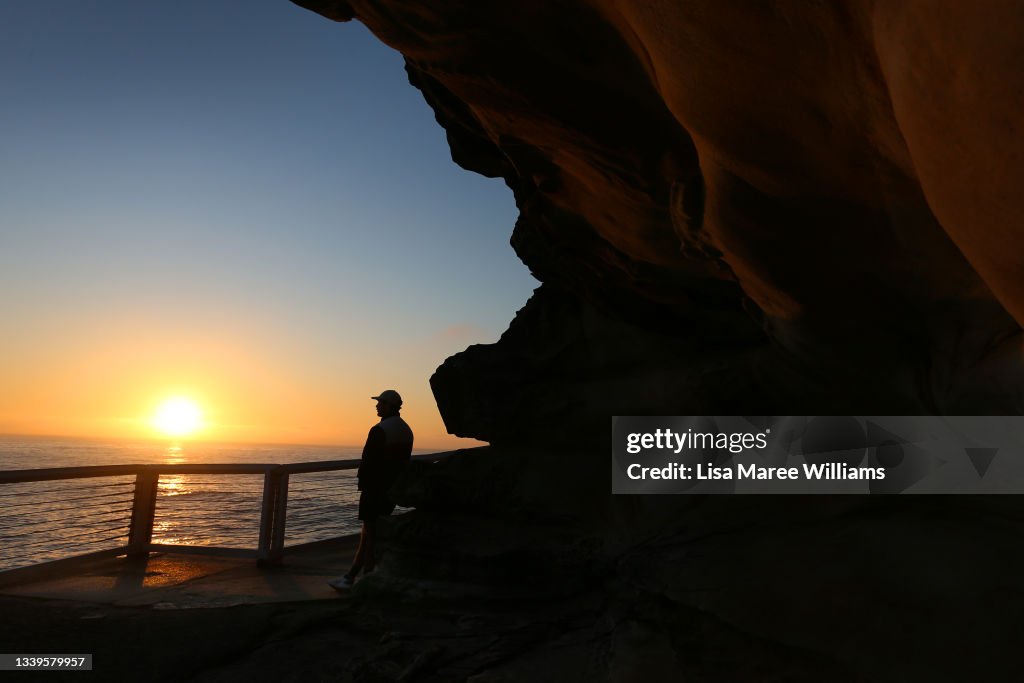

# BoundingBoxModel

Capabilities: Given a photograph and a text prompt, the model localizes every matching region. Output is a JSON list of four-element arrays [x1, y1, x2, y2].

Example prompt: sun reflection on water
[[163, 443, 185, 465], [158, 475, 191, 497]]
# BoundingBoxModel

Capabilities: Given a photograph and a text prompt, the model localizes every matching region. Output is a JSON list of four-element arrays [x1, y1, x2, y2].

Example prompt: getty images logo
[[613, 416, 953, 494]]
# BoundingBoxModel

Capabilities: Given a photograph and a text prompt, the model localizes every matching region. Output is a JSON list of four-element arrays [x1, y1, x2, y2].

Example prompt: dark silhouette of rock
[[297, 0, 1024, 436], [288, 2, 1024, 679]]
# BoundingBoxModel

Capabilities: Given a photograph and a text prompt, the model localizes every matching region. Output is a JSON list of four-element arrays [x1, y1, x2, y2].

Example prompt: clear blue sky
[[0, 1, 537, 447]]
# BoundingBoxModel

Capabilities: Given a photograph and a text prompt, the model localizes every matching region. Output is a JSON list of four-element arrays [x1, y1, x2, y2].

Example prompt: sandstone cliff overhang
[[293, 1, 1024, 441]]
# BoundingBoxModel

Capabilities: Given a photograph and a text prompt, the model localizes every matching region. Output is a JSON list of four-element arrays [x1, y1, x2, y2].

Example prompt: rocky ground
[[0, 575, 848, 682]]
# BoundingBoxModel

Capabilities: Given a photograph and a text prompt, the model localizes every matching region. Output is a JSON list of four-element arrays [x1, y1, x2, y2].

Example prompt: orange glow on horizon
[[0, 323, 487, 450]]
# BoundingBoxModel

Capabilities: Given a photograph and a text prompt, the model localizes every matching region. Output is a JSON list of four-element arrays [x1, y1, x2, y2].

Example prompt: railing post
[[257, 470, 277, 563], [269, 471, 289, 563], [257, 468, 289, 565], [127, 469, 159, 558]]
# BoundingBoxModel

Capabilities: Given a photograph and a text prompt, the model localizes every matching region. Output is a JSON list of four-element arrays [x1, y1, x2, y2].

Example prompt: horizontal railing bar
[[286, 500, 348, 508], [5, 528, 128, 548], [288, 474, 356, 483], [147, 543, 257, 559], [41, 487, 136, 504], [0, 461, 350, 484], [7, 532, 127, 552], [152, 530, 263, 538], [156, 492, 261, 498], [284, 499, 348, 509], [153, 513, 260, 521], [1, 495, 135, 513], [0, 463, 276, 484], [288, 511, 352, 524], [75, 525, 132, 538], [278, 452, 453, 475], [286, 499, 351, 507], [0, 451, 458, 484], [285, 510, 338, 523], [0, 480, 134, 499], [282, 531, 354, 543], [287, 511, 356, 521], [291, 515, 357, 524], [156, 491, 259, 497], [289, 501, 354, 508], [131, 464, 276, 475], [155, 497, 264, 505], [157, 477, 265, 482], [287, 492, 352, 500], [290, 474, 357, 482], [157, 480, 253, 486], [287, 509, 349, 519], [62, 534, 127, 549], [1, 526, 131, 547], [1, 497, 134, 518], [279, 459, 359, 474], [71, 533, 128, 546], [0, 465, 152, 484], [288, 471, 355, 479], [152, 527, 261, 536], [287, 498, 349, 509], [0, 508, 131, 534], [154, 500, 233, 508], [1, 511, 117, 528], [286, 483, 353, 494], [288, 483, 352, 491]]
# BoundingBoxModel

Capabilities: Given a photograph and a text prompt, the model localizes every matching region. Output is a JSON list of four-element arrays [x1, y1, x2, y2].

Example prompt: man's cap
[[371, 389, 403, 406]]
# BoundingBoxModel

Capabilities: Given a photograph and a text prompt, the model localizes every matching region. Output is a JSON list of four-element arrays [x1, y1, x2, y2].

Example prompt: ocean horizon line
[[0, 432, 465, 458]]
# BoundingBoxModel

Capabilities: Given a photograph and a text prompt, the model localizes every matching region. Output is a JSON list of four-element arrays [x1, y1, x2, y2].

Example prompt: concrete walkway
[[0, 536, 358, 609]]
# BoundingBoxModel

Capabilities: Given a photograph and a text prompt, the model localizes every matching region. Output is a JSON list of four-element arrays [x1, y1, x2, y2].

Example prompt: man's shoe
[[328, 575, 354, 591]]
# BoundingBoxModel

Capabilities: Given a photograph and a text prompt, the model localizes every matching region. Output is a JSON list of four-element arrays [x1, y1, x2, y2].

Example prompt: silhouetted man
[[329, 389, 413, 590]]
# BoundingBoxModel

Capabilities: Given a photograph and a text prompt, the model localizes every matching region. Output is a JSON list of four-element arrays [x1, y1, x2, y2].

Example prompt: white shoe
[[328, 575, 354, 591]]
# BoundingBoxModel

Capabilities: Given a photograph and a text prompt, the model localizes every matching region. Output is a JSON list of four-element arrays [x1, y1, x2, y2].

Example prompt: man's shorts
[[358, 490, 397, 521]]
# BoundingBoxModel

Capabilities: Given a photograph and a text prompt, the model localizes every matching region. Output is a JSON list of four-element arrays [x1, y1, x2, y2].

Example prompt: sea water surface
[[0, 435, 424, 572]]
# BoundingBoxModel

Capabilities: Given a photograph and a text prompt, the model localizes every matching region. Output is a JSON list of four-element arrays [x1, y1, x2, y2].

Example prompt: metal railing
[[0, 452, 454, 583]]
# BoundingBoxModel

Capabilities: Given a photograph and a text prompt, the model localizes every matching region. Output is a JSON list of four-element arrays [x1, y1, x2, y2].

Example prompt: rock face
[[291, 2, 1024, 679], [296, 0, 1024, 443]]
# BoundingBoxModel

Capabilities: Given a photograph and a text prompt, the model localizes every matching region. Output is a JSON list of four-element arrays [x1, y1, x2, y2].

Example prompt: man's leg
[[346, 518, 377, 579]]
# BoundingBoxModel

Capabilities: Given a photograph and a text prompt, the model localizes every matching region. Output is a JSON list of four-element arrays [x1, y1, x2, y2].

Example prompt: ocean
[[0, 435, 422, 572]]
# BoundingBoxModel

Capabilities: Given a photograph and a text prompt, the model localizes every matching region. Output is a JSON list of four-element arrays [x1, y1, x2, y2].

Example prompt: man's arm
[[357, 425, 387, 491]]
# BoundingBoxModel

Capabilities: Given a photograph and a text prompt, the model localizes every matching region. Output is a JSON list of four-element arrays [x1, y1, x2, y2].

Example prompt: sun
[[152, 397, 204, 438]]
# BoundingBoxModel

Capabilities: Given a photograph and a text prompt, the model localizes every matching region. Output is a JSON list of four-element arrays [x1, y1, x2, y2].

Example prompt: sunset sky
[[0, 2, 537, 449]]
